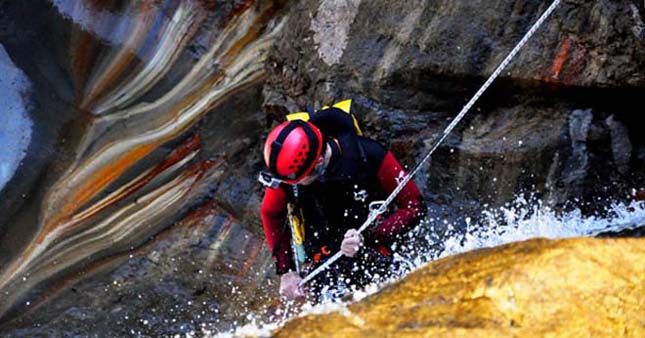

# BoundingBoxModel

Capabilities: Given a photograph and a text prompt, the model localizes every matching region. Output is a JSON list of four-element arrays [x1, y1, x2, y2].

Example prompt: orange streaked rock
[[549, 37, 571, 81], [43, 141, 158, 236]]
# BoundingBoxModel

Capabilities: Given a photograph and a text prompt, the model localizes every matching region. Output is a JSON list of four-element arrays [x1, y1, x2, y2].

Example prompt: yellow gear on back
[[286, 99, 363, 136]]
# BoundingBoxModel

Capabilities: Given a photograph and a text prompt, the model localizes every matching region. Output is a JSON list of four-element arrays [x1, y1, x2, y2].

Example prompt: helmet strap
[[326, 138, 341, 170]]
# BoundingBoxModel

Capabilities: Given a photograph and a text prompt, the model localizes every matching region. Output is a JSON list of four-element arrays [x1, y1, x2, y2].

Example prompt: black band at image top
[[269, 120, 320, 181]]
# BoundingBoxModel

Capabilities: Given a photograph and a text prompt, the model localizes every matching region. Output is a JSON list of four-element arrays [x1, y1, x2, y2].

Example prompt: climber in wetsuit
[[259, 101, 426, 300]]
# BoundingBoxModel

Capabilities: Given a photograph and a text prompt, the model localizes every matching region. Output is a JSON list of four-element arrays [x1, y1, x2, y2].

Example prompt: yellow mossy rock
[[276, 238, 645, 337]]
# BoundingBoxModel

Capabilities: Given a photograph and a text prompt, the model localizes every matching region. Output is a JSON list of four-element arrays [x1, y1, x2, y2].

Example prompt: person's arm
[[260, 186, 296, 275], [370, 151, 426, 245]]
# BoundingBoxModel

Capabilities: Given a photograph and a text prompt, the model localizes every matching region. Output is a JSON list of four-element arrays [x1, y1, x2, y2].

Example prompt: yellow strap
[[287, 204, 305, 244], [321, 99, 352, 112], [291, 215, 305, 244], [332, 99, 352, 113], [350, 114, 363, 136], [287, 99, 362, 135], [286, 112, 310, 121], [321, 99, 363, 136]]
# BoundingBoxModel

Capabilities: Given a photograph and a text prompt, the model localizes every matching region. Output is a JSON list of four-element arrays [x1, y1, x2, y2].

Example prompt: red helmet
[[263, 120, 324, 184]]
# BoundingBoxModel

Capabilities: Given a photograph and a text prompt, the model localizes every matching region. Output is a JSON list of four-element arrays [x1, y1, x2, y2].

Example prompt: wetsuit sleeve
[[369, 151, 426, 246], [260, 186, 295, 275]]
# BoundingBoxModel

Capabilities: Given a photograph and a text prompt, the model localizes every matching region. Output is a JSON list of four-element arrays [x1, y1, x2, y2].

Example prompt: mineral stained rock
[[1, 0, 644, 336], [0, 0, 286, 328], [276, 238, 645, 337]]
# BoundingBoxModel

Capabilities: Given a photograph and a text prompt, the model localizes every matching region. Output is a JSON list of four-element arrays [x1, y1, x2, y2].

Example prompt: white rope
[[300, 0, 562, 287]]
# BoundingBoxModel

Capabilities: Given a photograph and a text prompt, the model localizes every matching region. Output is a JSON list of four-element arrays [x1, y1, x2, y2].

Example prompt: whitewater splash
[[404, 194, 645, 265], [199, 195, 645, 337]]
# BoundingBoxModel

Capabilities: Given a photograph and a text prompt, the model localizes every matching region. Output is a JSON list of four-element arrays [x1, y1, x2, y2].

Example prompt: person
[[259, 100, 426, 301]]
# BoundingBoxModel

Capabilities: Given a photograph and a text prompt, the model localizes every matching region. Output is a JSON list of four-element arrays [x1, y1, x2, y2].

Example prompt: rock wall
[[0, 0, 286, 333], [1, 0, 644, 336], [262, 0, 645, 219]]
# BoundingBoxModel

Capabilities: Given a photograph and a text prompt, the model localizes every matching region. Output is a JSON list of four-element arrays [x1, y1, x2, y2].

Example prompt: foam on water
[[199, 195, 645, 337], [408, 195, 645, 263], [0, 44, 32, 193]]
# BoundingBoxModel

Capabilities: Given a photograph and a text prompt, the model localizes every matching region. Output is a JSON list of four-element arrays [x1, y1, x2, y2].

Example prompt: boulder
[[276, 238, 645, 337]]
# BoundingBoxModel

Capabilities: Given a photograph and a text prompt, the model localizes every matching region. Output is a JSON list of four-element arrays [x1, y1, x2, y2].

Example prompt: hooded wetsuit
[[260, 108, 426, 278]]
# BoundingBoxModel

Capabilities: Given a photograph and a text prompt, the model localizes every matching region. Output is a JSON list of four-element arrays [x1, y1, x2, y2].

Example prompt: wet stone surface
[[0, 0, 644, 336], [1, 202, 279, 337]]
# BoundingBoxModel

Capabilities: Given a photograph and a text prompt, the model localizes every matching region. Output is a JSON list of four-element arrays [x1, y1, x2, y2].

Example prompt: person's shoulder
[[357, 136, 387, 162], [309, 107, 355, 137], [358, 136, 386, 152]]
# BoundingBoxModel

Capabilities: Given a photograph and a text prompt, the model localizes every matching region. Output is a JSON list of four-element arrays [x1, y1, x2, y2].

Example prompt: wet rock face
[[1, 202, 279, 338], [275, 238, 645, 337], [264, 0, 645, 217], [0, 0, 286, 334], [0, 0, 643, 336], [269, 0, 645, 94]]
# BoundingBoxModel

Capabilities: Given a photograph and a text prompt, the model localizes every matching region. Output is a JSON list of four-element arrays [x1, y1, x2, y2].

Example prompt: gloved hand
[[341, 228, 364, 257], [279, 271, 305, 300]]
